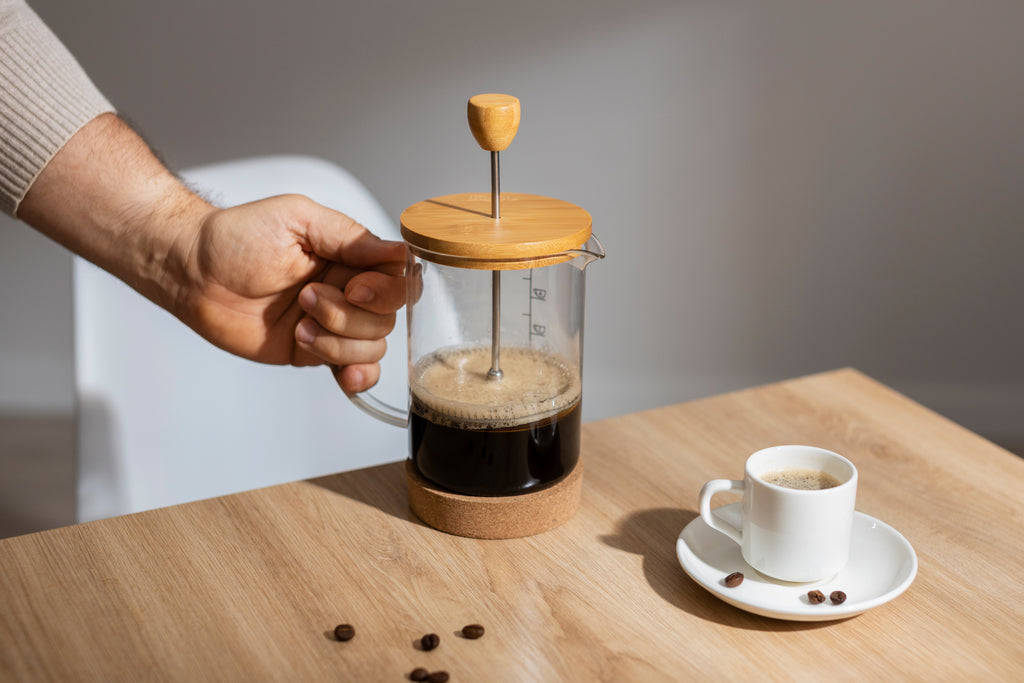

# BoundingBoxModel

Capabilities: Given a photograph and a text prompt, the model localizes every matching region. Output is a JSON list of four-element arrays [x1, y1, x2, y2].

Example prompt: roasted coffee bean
[[420, 633, 440, 651], [333, 624, 355, 641], [807, 590, 826, 604], [409, 668, 429, 682], [462, 623, 485, 639], [724, 571, 744, 588], [830, 590, 847, 605], [426, 673, 449, 683]]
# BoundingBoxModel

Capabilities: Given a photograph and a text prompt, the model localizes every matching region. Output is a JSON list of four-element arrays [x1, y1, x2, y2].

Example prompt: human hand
[[183, 194, 405, 393], [19, 115, 405, 393]]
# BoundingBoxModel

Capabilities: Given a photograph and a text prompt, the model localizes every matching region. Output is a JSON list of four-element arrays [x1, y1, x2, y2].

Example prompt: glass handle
[[344, 390, 408, 428]]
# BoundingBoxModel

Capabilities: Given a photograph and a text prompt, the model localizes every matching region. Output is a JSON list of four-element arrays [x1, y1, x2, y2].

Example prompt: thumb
[[296, 198, 405, 268]]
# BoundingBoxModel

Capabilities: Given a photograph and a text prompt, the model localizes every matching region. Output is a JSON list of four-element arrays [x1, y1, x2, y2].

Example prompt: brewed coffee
[[410, 345, 581, 496]]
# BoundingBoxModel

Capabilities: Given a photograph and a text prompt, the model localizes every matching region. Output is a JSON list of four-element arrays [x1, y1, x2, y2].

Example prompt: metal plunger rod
[[488, 151, 503, 379], [490, 151, 501, 218], [489, 271, 502, 379], [467, 94, 520, 380]]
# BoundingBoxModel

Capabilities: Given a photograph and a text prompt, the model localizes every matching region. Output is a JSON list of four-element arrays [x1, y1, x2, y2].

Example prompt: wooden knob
[[467, 94, 521, 152]]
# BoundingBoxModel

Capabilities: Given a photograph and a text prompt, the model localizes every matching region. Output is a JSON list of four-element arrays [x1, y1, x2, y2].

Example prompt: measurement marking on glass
[[523, 270, 547, 344]]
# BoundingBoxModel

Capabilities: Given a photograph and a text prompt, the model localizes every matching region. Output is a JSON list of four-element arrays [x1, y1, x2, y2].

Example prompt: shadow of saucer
[[601, 507, 835, 632]]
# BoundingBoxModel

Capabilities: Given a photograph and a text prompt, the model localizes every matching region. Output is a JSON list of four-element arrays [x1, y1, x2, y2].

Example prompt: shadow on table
[[306, 460, 426, 528], [601, 507, 836, 632]]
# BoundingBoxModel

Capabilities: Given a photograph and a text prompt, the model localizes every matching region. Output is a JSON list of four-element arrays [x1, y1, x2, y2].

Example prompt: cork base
[[405, 459, 583, 539]]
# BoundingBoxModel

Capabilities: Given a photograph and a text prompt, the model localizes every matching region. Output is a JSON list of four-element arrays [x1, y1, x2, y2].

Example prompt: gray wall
[[3, 0, 1023, 444]]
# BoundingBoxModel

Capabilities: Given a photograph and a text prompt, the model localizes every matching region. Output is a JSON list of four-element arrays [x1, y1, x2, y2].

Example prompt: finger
[[333, 362, 382, 394], [318, 262, 362, 289], [344, 271, 406, 315], [315, 259, 405, 300], [407, 261, 425, 306], [294, 318, 388, 366], [330, 232, 405, 270], [299, 283, 396, 339], [291, 347, 324, 367]]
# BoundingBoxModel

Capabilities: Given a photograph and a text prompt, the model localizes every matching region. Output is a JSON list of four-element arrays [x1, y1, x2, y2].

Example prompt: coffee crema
[[761, 467, 841, 490], [410, 345, 580, 429]]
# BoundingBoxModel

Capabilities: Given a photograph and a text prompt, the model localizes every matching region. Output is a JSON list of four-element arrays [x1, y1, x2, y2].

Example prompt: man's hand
[[184, 195, 405, 393], [19, 113, 405, 394]]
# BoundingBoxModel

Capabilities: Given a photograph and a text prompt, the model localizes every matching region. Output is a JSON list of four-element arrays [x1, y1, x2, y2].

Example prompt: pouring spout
[[565, 234, 606, 270]]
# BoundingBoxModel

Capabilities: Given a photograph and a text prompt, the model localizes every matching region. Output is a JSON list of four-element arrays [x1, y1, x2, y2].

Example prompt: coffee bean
[[724, 572, 744, 588], [333, 624, 355, 641], [409, 668, 429, 682], [830, 590, 847, 605], [462, 623, 485, 639], [807, 590, 826, 604], [426, 673, 449, 683], [420, 633, 440, 651]]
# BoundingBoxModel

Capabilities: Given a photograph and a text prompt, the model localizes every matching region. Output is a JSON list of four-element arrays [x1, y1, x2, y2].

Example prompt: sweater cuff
[[0, 3, 115, 216]]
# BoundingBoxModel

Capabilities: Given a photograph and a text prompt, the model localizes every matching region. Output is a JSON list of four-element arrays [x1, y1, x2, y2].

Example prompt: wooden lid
[[400, 192, 592, 270]]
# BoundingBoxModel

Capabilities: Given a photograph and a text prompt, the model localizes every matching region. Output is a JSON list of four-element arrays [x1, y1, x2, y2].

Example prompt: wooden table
[[2, 369, 1022, 681]]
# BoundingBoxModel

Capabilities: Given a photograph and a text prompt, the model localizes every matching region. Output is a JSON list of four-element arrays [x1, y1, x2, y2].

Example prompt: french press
[[348, 94, 604, 538]]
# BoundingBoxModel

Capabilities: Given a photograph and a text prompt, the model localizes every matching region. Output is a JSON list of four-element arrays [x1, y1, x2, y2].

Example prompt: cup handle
[[344, 389, 408, 428], [698, 479, 745, 544]]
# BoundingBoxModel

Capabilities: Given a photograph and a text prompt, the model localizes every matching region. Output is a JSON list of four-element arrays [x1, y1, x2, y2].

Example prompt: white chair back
[[74, 156, 407, 522]]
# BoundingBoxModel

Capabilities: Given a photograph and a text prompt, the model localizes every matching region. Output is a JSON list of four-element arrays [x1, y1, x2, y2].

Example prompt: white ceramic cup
[[699, 445, 858, 583]]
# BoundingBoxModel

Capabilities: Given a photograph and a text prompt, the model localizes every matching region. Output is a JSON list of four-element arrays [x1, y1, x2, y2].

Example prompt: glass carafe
[[347, 192, 604, 497]]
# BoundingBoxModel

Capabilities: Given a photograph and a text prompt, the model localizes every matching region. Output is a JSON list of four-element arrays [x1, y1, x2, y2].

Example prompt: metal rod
[[490, 151, 500, 219], [487, 150, 503, 380], [488, 271, 502, 379]]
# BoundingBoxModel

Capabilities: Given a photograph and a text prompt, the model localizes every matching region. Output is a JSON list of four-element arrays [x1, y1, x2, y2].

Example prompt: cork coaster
[[405, 459, 583, 539]]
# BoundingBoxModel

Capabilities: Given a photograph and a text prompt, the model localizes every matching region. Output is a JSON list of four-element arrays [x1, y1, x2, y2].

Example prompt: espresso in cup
[[410, 345, 581, 496], [762, 467, 841, 490]]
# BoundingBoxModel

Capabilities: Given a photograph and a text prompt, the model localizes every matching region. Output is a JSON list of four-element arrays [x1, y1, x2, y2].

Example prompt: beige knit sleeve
[[0, 0, 115, 216]]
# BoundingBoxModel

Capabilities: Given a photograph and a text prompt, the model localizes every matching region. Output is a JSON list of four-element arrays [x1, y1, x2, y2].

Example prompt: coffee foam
[[411, 345, 581, 429], [762, 467, 841, 490]]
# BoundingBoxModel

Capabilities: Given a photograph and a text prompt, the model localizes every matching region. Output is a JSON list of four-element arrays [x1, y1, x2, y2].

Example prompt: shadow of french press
[[307, 461, 422, 527]]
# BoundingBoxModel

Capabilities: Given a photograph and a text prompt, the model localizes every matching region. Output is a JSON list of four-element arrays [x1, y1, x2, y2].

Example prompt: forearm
[[1, 0, 115, 214], [18, 113, 212, 318]]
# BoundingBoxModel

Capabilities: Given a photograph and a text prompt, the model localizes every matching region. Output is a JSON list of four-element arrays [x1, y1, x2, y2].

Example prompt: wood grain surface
[[400, 192, 592, 268], [467, 94, 521, 152], [1, 369, 1022, 681]]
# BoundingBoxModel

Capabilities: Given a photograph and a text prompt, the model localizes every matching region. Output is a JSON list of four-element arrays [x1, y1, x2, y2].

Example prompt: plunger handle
[[468, 94, 519, 381], [467, 94, 521, 151]]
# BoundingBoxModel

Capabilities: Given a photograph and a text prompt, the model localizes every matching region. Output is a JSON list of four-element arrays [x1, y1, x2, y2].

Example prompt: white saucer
[[677, 503, 917, 621]]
